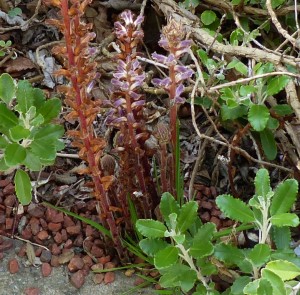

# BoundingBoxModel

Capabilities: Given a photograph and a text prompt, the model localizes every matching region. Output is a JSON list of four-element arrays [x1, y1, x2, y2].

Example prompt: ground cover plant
[[0, 0, 300, 294]]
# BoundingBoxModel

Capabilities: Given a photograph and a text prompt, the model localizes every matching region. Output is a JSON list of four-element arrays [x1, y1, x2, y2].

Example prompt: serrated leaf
[[37, 98, 61, 123], [270, 213, 299, 227], [200, 10, 216, 26], [32, 124, 64, 141], [221, 105, 248, 120], [22, 151, 42, 171], [254, 168, 271, 199], [0, 73, 15, 104], [30, 140, 56, 161], [272, 104, 294, 116], [231, 276, 252, 295], [257, 278, 273, 295], [214, 243, 244, 265], [0, 136, 8, 148], [154, 246, 179, 269], [265, 260, 300, 281], [159, 192, 180, 228], [247, 244, 271, 267], [159, 264, 197, 292], [266, 75, 290, 96], [139, 238, 169, 257], [136, 219, 167, 238], [243, 279, 260, 294], [260, 128, 277, 160], [216, 194, 255, 223], [271, 226, 291, 250], [15, 169, 32, 205], [261, 269, 286, 295], [4, 143, 26, 166], [270, 179, 298, 215], [177, 201, 198, 232], [16, 80, 34, 113], [248, 104, 270, 131]]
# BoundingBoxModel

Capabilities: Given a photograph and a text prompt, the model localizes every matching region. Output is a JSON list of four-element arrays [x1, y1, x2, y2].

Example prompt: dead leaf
[[26, 242, 36, 266], [58, 249, 74, 264], [4, 57, 36, 73]]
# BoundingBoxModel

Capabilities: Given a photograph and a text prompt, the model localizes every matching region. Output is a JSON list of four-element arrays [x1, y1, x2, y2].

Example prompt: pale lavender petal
[[114, 98, 126, 108], [131, 100, 145, 109], [152, 52, 167, 64]]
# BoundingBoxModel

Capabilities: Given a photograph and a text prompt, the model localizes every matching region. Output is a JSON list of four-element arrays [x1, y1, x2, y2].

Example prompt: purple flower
[[175, 66, 194, 82], [174, 84, 185, 104], [152, 77, 171, 89]]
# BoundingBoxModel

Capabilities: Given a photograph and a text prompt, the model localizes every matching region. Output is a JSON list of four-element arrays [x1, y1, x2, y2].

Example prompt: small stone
[[68, 257, 84, 272], [27, 204, 45, 218], [18, 244, 27, 257], [85, 225, 94, 237], [39, 218, 48, 230], [3, 183, 14, 195], [82, 255, 93, 267], [37, 230, 48, 241], [0, 179, 10, 187], [210, 186, 217, 197], [50, 255, 60, 267], [51, 243, 61, 256], [201, 200, 213, 210], [0, 239, 13, 252], [104, 272, 115, 284], [54, 232, 63, 244], [35, 248, 42, 257], [98, 255, 110, 265], [5, 218, 13, 230], [70, 270, 85, 289], [134, 277, 145, 286], [41, 263, 52, 277], [21, 228, 32, 240], [4, 195, 15, 207], [73, 234, 83, 247], [93, 273, 104, 284], [24, 287, 40, 295], [211, 208, 221, 217], [61, 229, 68, 242], [48, 222, 62, 232], [40, 250, 52, 263], [104, 262, 115, 269], [66, 225, 81, 236], [90, 245, 103, 258], [30, 222, 40, 236], [124, 269, 135, 277], [91, 263, 103, 271], [210, 216, 221, 228], [63, 215, 75, 227], [201, 211, 210, 222], [45, 208, 64, 223], [64, 239, 73, 249], [8, 258, 19, 274]]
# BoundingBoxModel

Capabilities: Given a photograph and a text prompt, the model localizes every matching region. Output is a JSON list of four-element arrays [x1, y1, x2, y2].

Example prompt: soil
[[0, 238, 155, 295]]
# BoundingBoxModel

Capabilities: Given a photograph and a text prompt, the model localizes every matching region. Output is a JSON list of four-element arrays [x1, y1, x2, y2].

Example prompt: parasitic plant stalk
[[46, 0, 124, 259]]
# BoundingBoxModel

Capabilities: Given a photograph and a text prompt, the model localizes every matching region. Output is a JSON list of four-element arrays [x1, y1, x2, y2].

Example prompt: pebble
[[82, 255, 93, 267], [0, 179, 10, 187], [4, 194, 15, 207], [5, 218, 13, 230], [54, 232, 63, 244], [8, 258, 19, 274], [45, 208, 64, 223], [93, 273, 104, 284], [37, 230, 49, 241], [210, 216, 221, 228], [27, 204, 45, 218], [40, 250, 52, 263], [70, 270, 85, 289], [104, 261, 115, 269], [3, 183, 15, 195], [0, 239, 13, 252], [201, 200, 213, 210], [30, 222, 40, 236], [24, 287, 40, 295], [104, 272, 115, 284], [48, 222, 62, 232], [134, 277, 145, 286], [91, 263, 103, 271], [68, 257, 84, 272], [51, 243, 61, 256], [63, 216, 75, 227], [21, 228, 33, 240], [66, 225, 81, 235], [90, 245, 103, 258], [41, 262, 52, 277], [50, 255, 60, 267], [98, 255, 110, 265]]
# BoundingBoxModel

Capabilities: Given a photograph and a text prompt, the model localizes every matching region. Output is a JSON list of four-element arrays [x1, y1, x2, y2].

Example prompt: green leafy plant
[[216, 168, 300, 294], [136, 192, 218, 294], [0, 73, 63, 205], [0, 40, 12, 57]]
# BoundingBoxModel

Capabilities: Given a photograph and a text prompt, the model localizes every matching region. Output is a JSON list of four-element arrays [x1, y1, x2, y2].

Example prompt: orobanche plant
[[0, 73, 63, 205], [136, 169, 300, 294], [216, 168, 300, 295]]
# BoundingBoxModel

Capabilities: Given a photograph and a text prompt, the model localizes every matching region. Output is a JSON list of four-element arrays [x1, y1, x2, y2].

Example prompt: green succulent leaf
[[221, 105, 248, 120], [272, 104, 294, 116], [136, 219, 167, 238], [247, 244, 271, 267], [154, 246, 179, 269], [0, 73, 15, 104], [260, 128, 277, 160], [177, 201, 198, 232], [254, 168, 271, 199], [248, 104, 270, 131], [16, 80, 34, 113], [270, 213, 299, 227], [200, 10, 217, 26], [243, 280, 260, 295], [0, 136, 8, 148], [22, 151, 42, 171], [265, 260, 300, 281], [271, 226, 291, 250], [261, 269, 286, 295], [266, 75, 290, 96], [159, 192, 180, 228], [216, 194, 255, 223], [139, 238, 169, 257], [37, 98, 61, 123], [32, 125, 64, 142], [214, 243, 244, 265], [14, 169, 32, 205], [270, 179, 298, 215], [230, 276, 252, 295], [0, 103, 18, 130], [4, 143, 26, 166], [9, 125, 30, 142], [159, 264, 197, 292]]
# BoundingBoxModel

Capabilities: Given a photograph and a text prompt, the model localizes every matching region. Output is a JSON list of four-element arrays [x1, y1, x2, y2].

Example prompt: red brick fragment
[[70, 270, 85, 289], [8, 258, 19, 274], [41, 262, 52, 277]]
